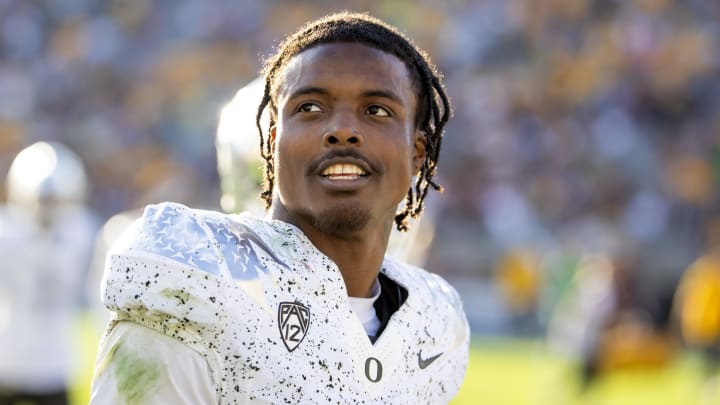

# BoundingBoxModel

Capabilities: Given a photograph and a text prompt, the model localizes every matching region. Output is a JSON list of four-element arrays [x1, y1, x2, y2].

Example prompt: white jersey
[[93, 202, 469, 404], [0, 204, 98, 392]]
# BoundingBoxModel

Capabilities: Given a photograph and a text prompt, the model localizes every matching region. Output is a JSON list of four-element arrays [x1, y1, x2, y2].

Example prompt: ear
[[412, 129, 427, 174], [270, 125, 277, 154]]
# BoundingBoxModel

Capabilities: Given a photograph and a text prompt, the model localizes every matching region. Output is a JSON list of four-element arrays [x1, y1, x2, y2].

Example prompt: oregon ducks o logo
[[364, 357, 383, 382]]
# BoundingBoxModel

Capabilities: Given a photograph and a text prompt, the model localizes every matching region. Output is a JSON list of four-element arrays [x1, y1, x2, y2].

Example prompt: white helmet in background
[[6, 141, 88, 212], [216, 77, 268, 215]]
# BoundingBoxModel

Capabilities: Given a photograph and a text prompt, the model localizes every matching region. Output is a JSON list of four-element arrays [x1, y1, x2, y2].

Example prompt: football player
[[0, 142, 98, 405], [91, 12, 469, 404]]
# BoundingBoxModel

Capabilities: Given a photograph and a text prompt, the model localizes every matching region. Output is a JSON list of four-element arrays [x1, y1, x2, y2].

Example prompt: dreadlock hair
[[256, 11, 451, 231]]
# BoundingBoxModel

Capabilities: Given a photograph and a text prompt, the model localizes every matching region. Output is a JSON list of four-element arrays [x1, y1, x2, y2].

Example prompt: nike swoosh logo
[[417, 351, 443, 369]]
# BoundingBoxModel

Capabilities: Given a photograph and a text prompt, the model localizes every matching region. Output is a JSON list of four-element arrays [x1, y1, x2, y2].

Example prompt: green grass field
[[69, 316, 719, 405], [452, 339, 718, 405]]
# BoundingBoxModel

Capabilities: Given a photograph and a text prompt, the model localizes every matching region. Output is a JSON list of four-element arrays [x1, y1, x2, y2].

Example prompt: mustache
[[306, 149, 382, 175]]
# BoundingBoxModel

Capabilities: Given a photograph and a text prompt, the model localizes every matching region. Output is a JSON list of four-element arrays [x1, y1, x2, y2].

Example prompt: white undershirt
[[347, 279, 381, 339]]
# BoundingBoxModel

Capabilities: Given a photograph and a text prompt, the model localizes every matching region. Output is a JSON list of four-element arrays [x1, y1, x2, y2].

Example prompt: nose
[[322, 112, 363, 146]]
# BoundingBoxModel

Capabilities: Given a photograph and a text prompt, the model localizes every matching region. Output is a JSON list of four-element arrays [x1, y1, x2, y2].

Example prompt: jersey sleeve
[[430, 272, 471, 400], [91, 321, 216, 405]]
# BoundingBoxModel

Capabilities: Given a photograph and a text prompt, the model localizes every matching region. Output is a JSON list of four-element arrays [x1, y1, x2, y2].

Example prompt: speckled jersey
[[101, 202, 469, 404]]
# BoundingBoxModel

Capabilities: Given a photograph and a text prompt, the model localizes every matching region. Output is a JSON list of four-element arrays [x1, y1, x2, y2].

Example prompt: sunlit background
[[1, 0, 720, 404]]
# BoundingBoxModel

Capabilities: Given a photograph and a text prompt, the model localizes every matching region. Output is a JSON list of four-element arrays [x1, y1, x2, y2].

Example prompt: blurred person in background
[[0, 142, 99, 405], [494, 248, 543, 336], [673, 218, 720, 401], [547, 250, 678, 389], [546, 254, 620, 386], [90, 12, 468, 404], [216, 77, 268, 218]]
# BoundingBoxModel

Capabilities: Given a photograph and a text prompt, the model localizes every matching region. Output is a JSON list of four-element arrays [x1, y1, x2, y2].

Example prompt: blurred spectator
[[494, 248, 543, 336], [673, 218, 720, 400], [0, 142, 99, 405]]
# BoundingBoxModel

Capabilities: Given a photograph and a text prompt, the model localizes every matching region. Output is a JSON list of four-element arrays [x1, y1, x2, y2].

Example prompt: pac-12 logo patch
[[278, 302, 310, 352]]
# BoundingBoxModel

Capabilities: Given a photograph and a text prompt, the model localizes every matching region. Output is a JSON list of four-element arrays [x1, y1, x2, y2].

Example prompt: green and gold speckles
[[105, 340, 162, 405], [160, 288, 191, 305]]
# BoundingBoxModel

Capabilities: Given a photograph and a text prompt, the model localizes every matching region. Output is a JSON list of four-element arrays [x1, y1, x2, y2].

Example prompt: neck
[[270, 203, 393, 298]]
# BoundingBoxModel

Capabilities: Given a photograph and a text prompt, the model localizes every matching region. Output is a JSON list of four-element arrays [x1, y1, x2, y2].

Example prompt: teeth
[[321, 163, 367, 177]]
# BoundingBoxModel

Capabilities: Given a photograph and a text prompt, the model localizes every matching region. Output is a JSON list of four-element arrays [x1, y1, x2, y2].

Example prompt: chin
[[312, 203, 370, 238]]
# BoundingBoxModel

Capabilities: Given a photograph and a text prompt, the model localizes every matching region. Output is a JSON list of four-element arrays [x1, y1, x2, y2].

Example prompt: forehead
[[275, 43, 415, 101]]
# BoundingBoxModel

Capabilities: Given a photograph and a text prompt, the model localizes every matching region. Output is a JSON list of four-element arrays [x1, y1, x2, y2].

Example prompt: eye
[[297, 102, 322, 113], [366, 105, 391, 117]]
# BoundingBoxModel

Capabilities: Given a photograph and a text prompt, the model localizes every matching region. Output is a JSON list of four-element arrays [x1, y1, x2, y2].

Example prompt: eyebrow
[[285, 87, 404, 105], [361, 90, 403, 105], [286, 86, 330, 100]]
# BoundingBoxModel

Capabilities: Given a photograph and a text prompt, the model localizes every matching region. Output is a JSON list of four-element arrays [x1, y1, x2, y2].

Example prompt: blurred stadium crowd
[[1, 0, 720, 385]]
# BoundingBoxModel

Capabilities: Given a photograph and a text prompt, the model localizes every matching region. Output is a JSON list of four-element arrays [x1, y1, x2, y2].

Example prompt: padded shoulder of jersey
[[102, 203, 281, 349], [109, 202, 298, 278], [109, 202, 225, 276], [382, 257, 470, 351], [101, 202, 308, 401], [102, 201, 307, 323], [385, 256, 465, 311]]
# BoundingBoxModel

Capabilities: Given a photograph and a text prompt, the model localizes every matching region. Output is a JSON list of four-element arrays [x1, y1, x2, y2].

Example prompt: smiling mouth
[[320, 163, 368, 180]]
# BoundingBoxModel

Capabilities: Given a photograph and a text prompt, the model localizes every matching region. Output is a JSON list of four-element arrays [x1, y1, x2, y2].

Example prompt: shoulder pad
[[383, 257, 470, 346], [111, 202, 225, 276], [103, 203, 280, 326], [386, 257, 465, 312]]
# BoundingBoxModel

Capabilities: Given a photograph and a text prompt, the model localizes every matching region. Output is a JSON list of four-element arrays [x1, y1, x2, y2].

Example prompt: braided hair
[[256, 11, 451, 231]]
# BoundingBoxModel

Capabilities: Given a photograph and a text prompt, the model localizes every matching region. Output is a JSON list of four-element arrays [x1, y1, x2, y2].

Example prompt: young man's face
[[272, 42, 426, 237]]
